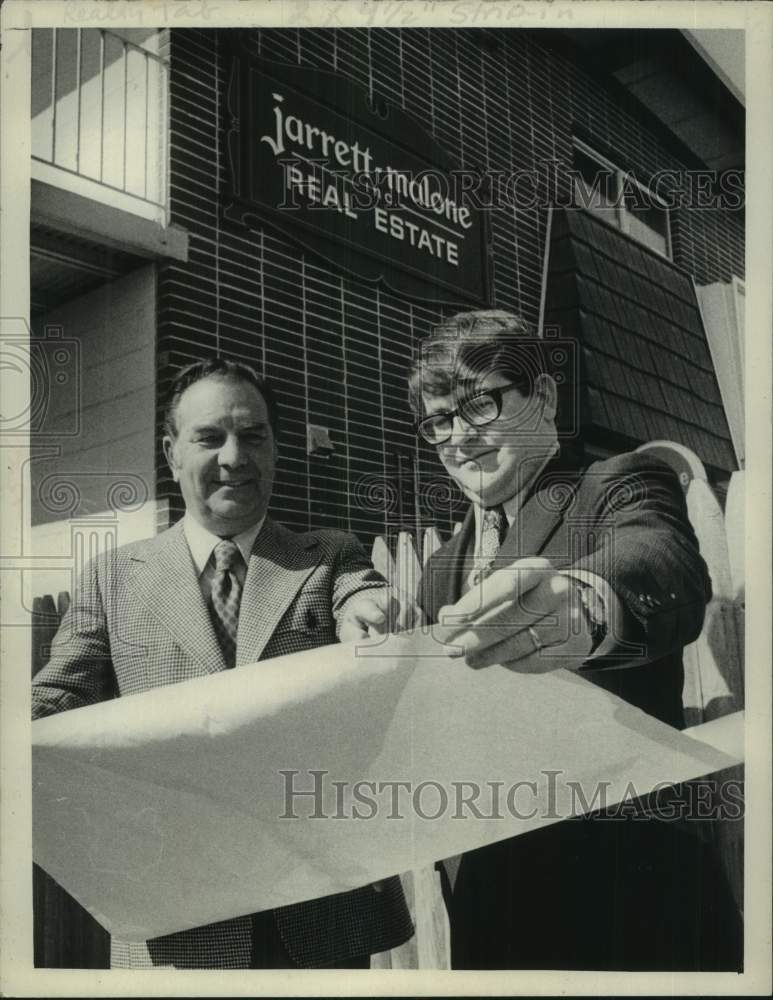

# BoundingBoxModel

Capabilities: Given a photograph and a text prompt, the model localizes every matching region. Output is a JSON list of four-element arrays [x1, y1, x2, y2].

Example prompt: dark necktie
[[210, 539, 243, 668]]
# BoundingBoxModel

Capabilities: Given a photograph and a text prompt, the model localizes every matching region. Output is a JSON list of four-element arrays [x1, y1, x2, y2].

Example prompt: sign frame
[[222, 43, 494, 309]]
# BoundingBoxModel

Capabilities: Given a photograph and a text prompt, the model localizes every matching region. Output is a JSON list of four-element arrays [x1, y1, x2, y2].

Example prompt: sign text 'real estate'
[[262, 92, 473, 266], [224, 52, 491, 305]]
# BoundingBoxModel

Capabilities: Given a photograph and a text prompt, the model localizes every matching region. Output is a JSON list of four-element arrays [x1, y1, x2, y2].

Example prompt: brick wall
[[158, 27, 744, 545]]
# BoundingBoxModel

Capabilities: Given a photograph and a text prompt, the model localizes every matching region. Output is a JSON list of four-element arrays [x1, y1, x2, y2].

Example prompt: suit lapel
[[131, 521, 227, 675], [424, 459, 581, 623], [423, 467, 571, 623], [499, 462, 579, 562], [235, 517, 321, 666], [499, 492, 565, 562]]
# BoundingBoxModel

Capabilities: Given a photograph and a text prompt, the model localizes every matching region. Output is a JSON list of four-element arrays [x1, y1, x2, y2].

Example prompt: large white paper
[[32, 633, 740, 942]]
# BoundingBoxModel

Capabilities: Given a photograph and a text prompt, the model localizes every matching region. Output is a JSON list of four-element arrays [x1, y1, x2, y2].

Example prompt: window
[[572, 140, 671, 258]]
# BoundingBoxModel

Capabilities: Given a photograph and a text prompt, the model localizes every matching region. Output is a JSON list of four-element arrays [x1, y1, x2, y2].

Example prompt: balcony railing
[[32, 28, 168, 224]]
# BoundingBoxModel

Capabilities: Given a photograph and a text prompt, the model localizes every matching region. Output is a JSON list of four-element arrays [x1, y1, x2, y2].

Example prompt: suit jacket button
[[372, 880, 384, 893]]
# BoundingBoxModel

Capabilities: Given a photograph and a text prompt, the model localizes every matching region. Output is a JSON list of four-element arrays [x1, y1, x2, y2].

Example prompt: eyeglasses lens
[[420, 414, 451, 444], [461, 392, 498, 425], [419, 391, 500, 444]]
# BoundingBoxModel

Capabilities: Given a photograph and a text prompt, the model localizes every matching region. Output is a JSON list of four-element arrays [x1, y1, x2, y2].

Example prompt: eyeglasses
[[417, 382, 523, 445]]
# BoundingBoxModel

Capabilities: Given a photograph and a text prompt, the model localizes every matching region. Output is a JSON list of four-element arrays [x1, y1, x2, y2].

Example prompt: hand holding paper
[[340, 588, 421, 640], [438, 557, 594, 671]]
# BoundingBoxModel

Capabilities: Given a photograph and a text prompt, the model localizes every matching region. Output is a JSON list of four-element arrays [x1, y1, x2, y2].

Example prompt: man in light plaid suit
[[32, 358, 414, 969]]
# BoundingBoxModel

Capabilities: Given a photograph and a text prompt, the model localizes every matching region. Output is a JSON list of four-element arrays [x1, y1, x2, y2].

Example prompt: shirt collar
[[183, 514, 265, 577]]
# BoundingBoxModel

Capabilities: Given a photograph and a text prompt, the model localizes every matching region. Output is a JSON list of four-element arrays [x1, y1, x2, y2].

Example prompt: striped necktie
[[210, 538, 243, 668]]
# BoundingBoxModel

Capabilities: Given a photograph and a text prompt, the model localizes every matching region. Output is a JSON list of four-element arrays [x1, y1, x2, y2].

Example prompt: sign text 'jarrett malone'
[[223, 47, 492, 306]]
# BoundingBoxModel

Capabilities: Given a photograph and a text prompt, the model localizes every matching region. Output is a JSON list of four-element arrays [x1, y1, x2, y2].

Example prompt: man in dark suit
[[32, 358, 413, 969], [408, 309, 742, 970]]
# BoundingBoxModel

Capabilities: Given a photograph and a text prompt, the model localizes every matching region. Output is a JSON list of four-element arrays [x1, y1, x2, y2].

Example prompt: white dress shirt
[[183, 514, 265, 603]]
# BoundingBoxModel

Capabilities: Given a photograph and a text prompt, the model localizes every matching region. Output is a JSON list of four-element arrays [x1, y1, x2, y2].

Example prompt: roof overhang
[[552, 29, 744, 172]]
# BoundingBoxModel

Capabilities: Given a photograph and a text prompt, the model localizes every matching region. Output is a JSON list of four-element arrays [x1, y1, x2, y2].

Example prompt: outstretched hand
[[437, 557, 594, 672]]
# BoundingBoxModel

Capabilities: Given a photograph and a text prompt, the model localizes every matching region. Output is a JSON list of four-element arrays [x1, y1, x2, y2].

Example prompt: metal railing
[[32, 28, 168, 213]]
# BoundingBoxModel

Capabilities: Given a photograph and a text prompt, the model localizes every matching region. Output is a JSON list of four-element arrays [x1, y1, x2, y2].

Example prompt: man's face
[[163, 375, 277, 537], [423, 371, 557, 508]]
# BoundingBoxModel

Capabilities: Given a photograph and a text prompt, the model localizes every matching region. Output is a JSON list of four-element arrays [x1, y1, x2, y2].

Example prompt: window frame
[[572, 138, 673, 259]]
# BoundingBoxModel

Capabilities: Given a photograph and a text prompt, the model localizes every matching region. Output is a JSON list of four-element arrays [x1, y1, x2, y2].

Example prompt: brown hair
[[407, 309, 546, 416]]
